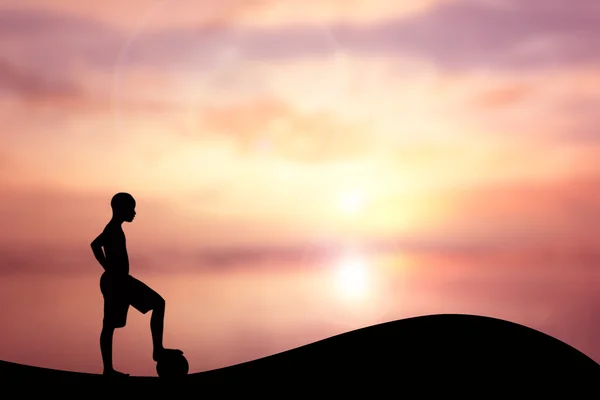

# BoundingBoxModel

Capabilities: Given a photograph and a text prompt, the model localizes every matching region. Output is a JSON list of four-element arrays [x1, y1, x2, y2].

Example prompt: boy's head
[[111, 192, 136, 222]]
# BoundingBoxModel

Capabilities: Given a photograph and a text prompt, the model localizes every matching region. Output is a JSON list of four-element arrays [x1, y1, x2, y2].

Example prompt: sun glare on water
[[335, 252, 370, 301]]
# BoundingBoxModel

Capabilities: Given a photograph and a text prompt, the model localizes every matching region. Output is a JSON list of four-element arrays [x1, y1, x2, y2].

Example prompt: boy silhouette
[[91, 192, 182, 376]]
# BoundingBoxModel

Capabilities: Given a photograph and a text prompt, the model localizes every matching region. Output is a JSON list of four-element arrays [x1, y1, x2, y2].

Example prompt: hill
[[2, 314, 598, 395]]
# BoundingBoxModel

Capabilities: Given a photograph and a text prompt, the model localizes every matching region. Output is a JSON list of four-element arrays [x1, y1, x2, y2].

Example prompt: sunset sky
[[1, 0, 600, 376]]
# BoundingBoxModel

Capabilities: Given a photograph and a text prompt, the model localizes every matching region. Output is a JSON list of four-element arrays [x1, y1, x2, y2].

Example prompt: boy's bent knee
[[149, 295, 165, 311], [155, 296, 165, 309]]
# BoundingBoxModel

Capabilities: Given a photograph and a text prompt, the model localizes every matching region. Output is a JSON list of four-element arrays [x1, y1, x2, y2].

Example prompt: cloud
[[0, 58, 181, 122], [0, 0, 449, 30], [195, 98, 373, 163], [0, 9, 124, 74], [471, 82, 533, 108], [120, 0, 600, 70], [0, 59, 84, 107], [343, 0, 600, 70], [3, 0, 600, 83]]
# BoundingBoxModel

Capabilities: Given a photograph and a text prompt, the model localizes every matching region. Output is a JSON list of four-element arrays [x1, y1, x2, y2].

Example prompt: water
[[1, 252, 599, 376]]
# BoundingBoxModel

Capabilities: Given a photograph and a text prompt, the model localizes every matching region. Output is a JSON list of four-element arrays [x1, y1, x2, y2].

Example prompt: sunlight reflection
[[335, 251, 370, 300]]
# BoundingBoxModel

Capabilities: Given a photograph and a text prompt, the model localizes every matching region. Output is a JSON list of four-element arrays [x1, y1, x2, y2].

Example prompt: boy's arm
[[90, 233, 108, 270]]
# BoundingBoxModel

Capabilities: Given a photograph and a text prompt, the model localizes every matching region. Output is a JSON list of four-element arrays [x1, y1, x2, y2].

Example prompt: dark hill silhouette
[[2, 314, 599, 395]]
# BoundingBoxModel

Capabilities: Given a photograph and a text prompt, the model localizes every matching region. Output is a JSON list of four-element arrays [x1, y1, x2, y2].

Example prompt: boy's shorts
[[100, 272, 163, 328]]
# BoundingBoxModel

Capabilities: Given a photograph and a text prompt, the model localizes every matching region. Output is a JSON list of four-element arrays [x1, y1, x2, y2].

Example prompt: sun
[[338, 189, 366, 215], [335, 252, 370, 300]]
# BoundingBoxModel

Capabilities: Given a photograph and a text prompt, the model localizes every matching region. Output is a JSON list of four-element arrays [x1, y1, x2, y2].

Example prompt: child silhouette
[[90, 192, 182, 376]]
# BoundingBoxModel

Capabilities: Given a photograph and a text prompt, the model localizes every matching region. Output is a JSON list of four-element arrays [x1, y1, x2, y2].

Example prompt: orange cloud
[[472, 83, 532, 108], [196, 98, 372, 163]]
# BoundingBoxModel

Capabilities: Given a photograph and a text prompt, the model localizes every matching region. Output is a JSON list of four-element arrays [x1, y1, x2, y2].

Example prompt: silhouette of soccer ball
[[156, 353, 189, 379]]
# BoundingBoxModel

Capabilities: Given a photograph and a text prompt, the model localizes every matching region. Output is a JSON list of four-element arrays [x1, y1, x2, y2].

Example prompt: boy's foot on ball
[[153, 348, 183, 362]]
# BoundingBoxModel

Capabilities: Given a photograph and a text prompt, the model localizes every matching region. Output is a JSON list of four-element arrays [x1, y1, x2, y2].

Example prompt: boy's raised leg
[[150, 299, 183, 361]]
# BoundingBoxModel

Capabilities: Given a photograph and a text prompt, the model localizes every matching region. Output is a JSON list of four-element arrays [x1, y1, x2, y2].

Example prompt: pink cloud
[[2, 0, 599, 81]]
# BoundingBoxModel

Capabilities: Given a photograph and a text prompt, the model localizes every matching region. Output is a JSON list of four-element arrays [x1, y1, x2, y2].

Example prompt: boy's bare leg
[[150, 299, 183, 361], [101, 324, 129, 376]]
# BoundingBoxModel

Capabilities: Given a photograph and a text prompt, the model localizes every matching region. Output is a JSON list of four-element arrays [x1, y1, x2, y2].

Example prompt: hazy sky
[[1, 0, 600, 375]]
